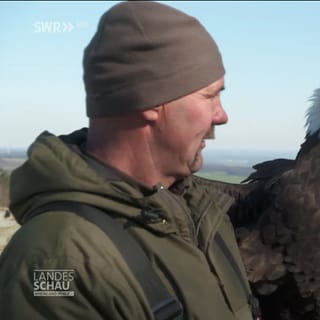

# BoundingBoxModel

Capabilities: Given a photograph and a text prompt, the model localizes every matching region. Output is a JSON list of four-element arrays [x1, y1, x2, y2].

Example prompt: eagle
[[208, 88, 320, 320]]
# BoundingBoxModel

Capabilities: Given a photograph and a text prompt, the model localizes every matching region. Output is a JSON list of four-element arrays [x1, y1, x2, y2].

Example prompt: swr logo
[[33, 21, 74, 33]]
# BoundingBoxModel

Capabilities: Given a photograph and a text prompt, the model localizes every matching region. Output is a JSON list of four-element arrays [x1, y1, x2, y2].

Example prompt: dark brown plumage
[[208, 88, 320, 320]]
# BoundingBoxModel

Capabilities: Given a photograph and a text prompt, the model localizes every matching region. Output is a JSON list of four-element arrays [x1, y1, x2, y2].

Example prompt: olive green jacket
[[0, 129, 253, 320]]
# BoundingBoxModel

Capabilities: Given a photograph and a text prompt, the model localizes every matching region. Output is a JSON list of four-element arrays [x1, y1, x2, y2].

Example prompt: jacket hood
[[9, 128, 154, 225]]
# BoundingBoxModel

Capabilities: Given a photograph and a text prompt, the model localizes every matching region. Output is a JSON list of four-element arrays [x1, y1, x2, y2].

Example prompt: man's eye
[[206, 95, 216, 101]]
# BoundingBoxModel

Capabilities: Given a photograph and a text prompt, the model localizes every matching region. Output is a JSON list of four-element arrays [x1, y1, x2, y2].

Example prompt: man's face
[[152, 76, 228, 180]]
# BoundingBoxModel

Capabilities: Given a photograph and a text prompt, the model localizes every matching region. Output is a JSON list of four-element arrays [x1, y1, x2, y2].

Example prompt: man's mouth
[[204, 126, 215, 140]]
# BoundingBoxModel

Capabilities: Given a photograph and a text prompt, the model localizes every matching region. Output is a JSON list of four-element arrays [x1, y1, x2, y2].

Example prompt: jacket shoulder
[[2, 211, 115, 267], [0, 211, 152, 320]]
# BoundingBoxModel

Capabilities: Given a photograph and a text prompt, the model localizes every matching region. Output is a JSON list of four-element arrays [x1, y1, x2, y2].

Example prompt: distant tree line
[[0, 168, 9, 208]]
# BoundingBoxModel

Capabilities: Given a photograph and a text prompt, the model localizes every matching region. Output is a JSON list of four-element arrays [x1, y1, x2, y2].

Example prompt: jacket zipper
[[160, 186, 198, 246], [195, 198, 216, 239]]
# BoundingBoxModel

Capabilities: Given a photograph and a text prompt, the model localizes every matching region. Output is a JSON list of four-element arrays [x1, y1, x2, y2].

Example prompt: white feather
[[305, 88, 320, 136]]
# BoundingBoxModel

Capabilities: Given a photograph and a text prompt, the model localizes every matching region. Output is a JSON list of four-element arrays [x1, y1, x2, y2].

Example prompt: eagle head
[[305, 88, 320, 137]]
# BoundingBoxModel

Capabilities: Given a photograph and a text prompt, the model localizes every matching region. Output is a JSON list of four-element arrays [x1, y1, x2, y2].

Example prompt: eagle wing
[[235, 145, 320, 319]]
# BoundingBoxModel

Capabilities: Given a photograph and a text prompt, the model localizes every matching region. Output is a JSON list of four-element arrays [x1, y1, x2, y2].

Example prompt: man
[[0, 2, 257, 319]]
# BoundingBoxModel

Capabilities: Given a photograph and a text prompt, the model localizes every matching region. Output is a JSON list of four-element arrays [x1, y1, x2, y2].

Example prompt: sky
[[1, 1, 320, 158]]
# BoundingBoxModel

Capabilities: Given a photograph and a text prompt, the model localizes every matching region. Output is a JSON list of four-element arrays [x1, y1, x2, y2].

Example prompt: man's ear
[[141, 106, 162, 122]]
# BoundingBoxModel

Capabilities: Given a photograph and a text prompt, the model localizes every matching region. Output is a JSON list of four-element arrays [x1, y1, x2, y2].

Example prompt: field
[[196, 171, 245, 183], [0, 209, 20, 254]]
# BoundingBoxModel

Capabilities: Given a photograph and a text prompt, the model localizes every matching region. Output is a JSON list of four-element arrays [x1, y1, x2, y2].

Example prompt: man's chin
[[190, 153, 204, 173]]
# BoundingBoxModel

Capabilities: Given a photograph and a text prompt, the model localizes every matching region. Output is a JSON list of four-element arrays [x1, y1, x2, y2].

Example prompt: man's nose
[[212, 103, 228, 125]]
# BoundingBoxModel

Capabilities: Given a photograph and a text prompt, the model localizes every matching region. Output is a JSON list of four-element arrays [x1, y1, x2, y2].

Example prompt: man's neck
[[86, 122, 175, 189]]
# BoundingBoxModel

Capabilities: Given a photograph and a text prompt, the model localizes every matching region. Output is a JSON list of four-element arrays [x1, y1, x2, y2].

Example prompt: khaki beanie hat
[[83, 1, 225, 117]]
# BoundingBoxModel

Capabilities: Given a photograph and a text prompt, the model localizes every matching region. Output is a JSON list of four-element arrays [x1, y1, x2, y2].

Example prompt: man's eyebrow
[[219, 86, 225, 93], [205, 86, 225, 95]]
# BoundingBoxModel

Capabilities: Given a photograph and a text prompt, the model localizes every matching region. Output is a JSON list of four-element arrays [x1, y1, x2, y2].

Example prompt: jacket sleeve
[[0, 254, 152, 320]]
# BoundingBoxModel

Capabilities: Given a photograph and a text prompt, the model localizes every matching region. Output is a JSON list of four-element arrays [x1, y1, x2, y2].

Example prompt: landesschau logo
[[33, 269, 75, 296]]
